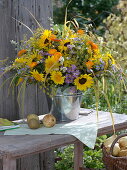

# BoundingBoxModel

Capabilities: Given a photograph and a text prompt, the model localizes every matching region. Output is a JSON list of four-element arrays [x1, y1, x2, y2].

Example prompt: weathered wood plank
[[20, 154, 40, 170], [0, 159, 2, 170], [0, 0, 19, 120], [3, 157, 16, 170], [0, 0, 54, 169], [74, 141, 84, 170], [0, 135, 77, 158], [43, 150, 55, 170], [0, 0, 53, 119]]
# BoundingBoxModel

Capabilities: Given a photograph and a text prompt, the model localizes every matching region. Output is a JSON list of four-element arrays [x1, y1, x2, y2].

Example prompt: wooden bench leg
[[74, 140, 84, 170], [3, 156, 16, 170]]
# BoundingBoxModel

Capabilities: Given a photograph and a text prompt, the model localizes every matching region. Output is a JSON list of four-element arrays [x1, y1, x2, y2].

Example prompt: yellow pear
[[42, 114, 56, 128], [27, 114, 39, 123], [119, 137, 127, 147], [104, 134, 117, 147], [28, 119, 40, 129], [118, 149, 127, 157]]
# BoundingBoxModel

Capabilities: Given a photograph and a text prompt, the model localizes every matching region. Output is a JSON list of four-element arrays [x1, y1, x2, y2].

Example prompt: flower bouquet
[[7, 26, 116, 94], [1, 19, 121, 122]]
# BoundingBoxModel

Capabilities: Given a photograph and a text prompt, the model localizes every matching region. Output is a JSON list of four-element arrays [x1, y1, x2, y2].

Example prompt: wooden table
[[0, 110, 127, 170]]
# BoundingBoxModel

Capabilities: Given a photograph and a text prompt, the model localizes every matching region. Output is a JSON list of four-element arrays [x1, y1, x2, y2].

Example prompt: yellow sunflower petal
[[74, 74, 94, 91], [50, 71, 65, 85], [31, 70, 44, 82]]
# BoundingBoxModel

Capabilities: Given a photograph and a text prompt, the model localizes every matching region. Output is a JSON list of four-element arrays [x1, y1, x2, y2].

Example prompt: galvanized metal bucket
[[50, 87, 82, 122]]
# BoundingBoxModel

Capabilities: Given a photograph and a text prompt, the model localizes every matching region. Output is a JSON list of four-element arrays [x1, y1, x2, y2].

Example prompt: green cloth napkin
[[4, 113, 98, 149]]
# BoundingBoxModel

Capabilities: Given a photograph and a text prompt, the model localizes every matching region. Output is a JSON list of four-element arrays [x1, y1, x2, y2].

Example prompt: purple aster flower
[[95, 65, 100, 71], [0, 67, 5, 73], [70, 86, 77, 93], [39, 50, 52, 56], [65, 74, 74, 84], [67, 65, 77, 73], [118, 75, 123, 80], [67, 67, 72, 73], [100, 64, 105, 70], [71, 64, 77, 71], [67, 44, 75, 49], [111, 64, 117, 72], [73, 70, 80, 78], [100, 58, 105, 64], [73, 37, 81, 41], [0, 67, 5, 71]]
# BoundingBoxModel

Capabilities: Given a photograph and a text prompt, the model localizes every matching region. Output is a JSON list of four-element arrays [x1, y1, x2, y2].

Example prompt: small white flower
[[60, 67, 67, 72]]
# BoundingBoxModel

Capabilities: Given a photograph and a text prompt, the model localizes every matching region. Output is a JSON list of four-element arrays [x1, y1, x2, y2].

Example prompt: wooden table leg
[[3, 156, 16, 170], [74, 140, 84, 170]]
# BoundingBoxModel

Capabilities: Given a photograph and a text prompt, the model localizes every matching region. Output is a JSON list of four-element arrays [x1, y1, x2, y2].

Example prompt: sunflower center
[[64, 42, 70, 46], [44, 38, 49, 44], [79, 78, 87, 85]]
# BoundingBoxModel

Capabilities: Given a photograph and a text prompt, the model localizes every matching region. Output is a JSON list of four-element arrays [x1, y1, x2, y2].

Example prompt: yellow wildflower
[[31, 70, 44, 82], [106, 53, 115, 64], [63, 60, 76, 67], [43, 30, 52, 38], [36, 54, 42, 60], [50, 71, 65, 85], [14, 58, 26, 64], [16, 77, 24, 86], [45, 56, 59, 73]]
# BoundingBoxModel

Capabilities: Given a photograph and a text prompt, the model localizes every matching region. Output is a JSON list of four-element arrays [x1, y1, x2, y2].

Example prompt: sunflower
[[50, 71, 65, 85], [38, 30, 52, 49], [106, 53, 115, 65], [74, 74, 94, 91], [45, 56, 59, 73], [31, 70, 44, 82], [42, 30, 52, 39], [58, 39, 71, 52]]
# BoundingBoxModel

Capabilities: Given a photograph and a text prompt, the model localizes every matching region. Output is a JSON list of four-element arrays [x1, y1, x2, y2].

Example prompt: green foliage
[[53, 0, 119, 34], [81, 79, 127, 114], [55, 145, 74, 170], [102, 0, 127, 71], [55, 136, 106, 170]]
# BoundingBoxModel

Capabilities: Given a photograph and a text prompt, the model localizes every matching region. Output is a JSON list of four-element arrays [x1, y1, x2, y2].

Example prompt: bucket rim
[[54, 92, 83, 97]]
